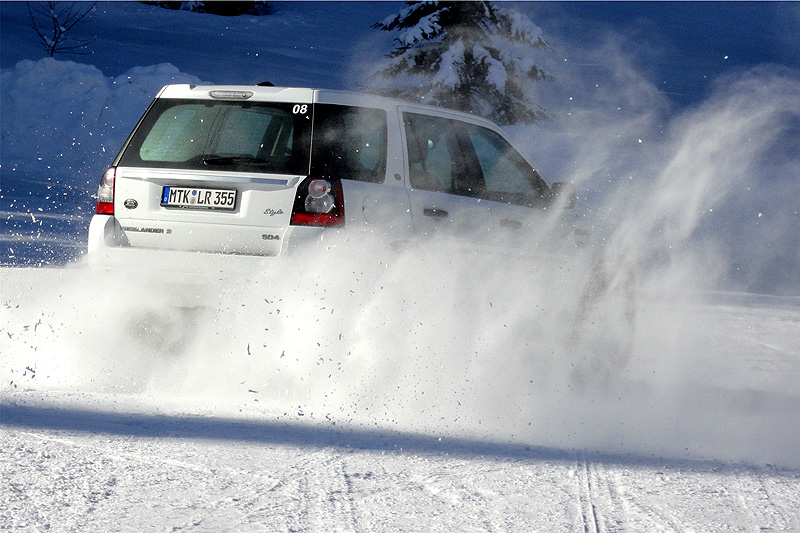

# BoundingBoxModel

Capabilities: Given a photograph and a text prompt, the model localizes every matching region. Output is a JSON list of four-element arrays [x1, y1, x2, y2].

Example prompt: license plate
[[161, 186, 237, 210]]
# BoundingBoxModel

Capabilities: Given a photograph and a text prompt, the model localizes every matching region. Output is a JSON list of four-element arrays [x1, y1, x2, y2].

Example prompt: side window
[[464, 125, 545, 206], [311, 104, 387, 183], [403, 112, 483, 195]]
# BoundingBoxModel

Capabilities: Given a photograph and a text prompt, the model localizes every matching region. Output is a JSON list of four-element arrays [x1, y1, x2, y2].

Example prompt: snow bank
[[0, 58, 202, 180]]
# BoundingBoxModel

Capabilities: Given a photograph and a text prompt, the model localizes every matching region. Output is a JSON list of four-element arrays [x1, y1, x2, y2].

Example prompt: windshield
[[119, 99, 312, 175]]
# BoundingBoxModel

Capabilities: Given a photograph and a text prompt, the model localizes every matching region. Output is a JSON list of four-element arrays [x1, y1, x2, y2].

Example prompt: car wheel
[[568, 255, 636, 387], [127, 305, 202, 356]]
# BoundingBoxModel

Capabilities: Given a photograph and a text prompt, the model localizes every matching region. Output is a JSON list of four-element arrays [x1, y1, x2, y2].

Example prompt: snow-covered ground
[[2, 2, 800, 530], [2, 264, 800, 530]]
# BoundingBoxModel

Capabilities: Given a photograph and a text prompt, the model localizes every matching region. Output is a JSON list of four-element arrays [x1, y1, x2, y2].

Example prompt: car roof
[[157, 84, 315, 103], [155, 84, 495, 127]]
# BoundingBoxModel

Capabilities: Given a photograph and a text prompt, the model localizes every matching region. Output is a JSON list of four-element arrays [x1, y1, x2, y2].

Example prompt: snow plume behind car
[[602, 66, 800, 298], [524, 38, 800, 297]]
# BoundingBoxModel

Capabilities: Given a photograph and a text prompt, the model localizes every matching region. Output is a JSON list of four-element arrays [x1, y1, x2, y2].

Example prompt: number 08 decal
[[292, 104, 308, 115]]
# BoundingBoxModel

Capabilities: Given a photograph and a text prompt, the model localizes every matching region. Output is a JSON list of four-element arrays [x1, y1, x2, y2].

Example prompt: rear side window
[[311, 104, 387, 183], [119, 99, 312, 175], [403, 112, 483, 196]]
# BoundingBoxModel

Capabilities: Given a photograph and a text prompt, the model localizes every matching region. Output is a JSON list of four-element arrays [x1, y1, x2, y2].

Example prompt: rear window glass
[[119, 99, 312, 175]]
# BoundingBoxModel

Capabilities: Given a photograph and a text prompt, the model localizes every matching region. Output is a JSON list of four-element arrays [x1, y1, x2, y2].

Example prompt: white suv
[[88, 84, 580, 259], [87, 84, 634, 377]]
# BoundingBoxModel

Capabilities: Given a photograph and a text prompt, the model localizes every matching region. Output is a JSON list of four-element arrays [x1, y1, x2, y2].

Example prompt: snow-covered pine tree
[[370, 1, 552, 125]]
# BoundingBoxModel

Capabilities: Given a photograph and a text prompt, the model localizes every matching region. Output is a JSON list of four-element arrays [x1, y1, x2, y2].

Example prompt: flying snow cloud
[[606, 66, 800, 295], [508, 27, 800, 296], [4, 213, 800, 467]]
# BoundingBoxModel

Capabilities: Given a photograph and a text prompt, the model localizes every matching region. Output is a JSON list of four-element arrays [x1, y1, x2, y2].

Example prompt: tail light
[[290, 177, 344, 227], [96, 167, 116, 215]]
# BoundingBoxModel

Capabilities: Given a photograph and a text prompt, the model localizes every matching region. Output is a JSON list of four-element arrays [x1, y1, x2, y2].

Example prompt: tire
[[127, 305, 202, 356], [568, 255, 636, 386]]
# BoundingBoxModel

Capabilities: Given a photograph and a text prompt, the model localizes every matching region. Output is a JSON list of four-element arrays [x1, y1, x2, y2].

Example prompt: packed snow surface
[[2, 263, 800, 530]]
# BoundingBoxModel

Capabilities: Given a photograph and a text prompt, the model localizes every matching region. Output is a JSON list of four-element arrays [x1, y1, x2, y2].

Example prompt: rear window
[[119, 99, 312, 175]]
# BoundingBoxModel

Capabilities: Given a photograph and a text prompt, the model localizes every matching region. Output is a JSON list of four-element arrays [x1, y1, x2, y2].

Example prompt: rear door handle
[[499, 218, 522, 229], [423, 208, 449, 219]]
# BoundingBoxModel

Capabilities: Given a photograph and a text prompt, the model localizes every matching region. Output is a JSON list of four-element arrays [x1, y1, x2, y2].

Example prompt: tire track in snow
[[757, 476, 790, 528], [293, 451, 359, 532], [589, 462, 629, 532], [736, 470, 797, 531], [575, 454, 631, 533], [575, 454, 599, 533]]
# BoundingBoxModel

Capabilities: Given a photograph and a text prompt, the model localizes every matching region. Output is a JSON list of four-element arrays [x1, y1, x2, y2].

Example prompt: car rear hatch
[[111, 85, 315, 256]]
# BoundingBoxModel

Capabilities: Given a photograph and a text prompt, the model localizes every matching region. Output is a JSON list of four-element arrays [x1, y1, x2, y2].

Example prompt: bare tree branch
[[27, 1, 97, 57]]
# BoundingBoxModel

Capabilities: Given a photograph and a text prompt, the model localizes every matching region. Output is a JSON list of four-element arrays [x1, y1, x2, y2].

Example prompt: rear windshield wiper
[[202, 155, 270, 166]]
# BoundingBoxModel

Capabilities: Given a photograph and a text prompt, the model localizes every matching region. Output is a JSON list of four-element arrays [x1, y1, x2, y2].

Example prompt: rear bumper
[[89, 212, 291, 257], [87, 214, 329, 281]]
